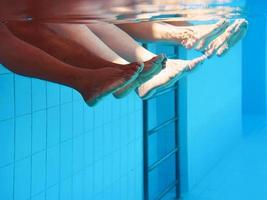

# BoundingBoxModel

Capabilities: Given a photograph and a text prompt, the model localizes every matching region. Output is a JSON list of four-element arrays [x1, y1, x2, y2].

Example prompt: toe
[[129, 62, 144, 73]]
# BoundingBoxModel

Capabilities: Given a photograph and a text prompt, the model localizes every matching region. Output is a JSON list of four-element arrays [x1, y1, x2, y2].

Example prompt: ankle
[[72, 69, 91, 91]]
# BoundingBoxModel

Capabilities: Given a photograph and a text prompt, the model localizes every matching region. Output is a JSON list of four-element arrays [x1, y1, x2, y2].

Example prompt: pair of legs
[[118, 19, 248, 55], [6, 21, 168, 98], [0, 23, 146, 106], [116, 18, 248, 98], [0, 18, 247, 105], [85, 19, 247, 98], [0, 20, 201, 103]]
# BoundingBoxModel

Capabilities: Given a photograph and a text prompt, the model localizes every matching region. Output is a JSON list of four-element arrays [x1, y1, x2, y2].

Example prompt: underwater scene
[[0, 0, 266, 200]]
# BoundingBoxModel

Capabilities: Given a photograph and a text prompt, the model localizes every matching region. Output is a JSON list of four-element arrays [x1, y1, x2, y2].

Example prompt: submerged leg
[[88, 22, 206, 98], [88, 22, 159, 63], [0, 23, 143, 106], [205, 19, 248, 57], [137, 55, 208, 99], [6, 21, 131, 68], [116, 19, 229, 49], [216, 19, 248, 56], [7, 21, 165, 98], [88, 22, 167, 97]]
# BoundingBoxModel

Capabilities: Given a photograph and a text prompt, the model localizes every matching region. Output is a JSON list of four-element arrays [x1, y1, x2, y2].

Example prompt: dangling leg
[[88, 22, 207, 98], [7, 21, 165, 97], [116, 19, 230, 49], [0, 23, 143, 106], [88, 22, 164, 63], [6, 21, 133, 68], [205, 19, 248, 57]]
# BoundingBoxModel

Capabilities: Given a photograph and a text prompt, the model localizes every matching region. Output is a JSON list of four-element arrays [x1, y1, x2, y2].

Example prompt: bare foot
[[113, 54, 167, 98], [205, 19, 248, 57], [193, 19, 230, 51], [216, 19, 248, 56], [137, 55, 207, 99], [77, 63, 143, 106], [167, 19, 229, 49]]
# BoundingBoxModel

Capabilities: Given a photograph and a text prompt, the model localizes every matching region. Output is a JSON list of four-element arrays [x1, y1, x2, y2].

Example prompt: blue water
[[0, 0, 267, 200], [177, 0, 267, 199]]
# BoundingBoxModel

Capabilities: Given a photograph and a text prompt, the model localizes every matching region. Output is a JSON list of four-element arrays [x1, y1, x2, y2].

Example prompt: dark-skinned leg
[[0, 23, 143, 106], [7, 21, 165, 97]]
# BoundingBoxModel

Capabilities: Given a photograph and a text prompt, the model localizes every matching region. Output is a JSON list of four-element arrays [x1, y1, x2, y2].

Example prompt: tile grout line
[[58, 86, 62, 200], [30, 78, 33, 200], [71, 90, 74, 200], [44, 81, 48, 200], [82, 96, 86, 199], [12, 73, 16, 200], [0, 99, 78, 123]]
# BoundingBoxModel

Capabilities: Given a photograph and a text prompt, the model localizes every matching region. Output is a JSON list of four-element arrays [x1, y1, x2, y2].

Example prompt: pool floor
[[181, 115, 267, 200]]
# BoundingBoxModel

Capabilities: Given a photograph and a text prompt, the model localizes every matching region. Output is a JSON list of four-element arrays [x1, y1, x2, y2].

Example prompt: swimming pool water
[[1, 0, 267, 200]]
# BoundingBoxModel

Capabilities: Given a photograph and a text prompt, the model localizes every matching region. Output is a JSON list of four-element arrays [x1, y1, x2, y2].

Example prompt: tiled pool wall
[[0, 63, 144, 200], [179, 43, 243, 192], [0, 17, 262, 199]]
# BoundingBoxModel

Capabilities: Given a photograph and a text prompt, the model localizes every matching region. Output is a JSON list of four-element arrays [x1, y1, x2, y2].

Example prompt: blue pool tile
[[120, 97, 129, 117], [47, 82, 60, 107], [73, 172, 83, 200], [84, 133, 94, 166], [120, 147, 128, 176], [156, 45, 176, 56], [60, 140, 72, 179], [0, 119, 14, 167], [60, 178, 72, 200], [120, 117, 128, 146], [31, 151, 46, 195], [102, 187, 112, 200], [46, 184, 59, 200], [14, 158, 31, 200], [0, 74, 14, 120], [94, 160, 104, 194], [136, 166, 143, 198], [0, 164, 14, 200], [31, 192, 45, 200], [60, 103, 73, 141], [103, 187, 114, 200], [95, 193, 105, 200], [73, 135, 84, 173], [32, 79, 46, 112], [127, 142, 135, 170], [112, 152, 121, 183], [84, 166, 94, 199], [94, 104, 104, 128], [32, 111, 46, 153], [0, 64, 11, 74], [15, 115, 31, 160], [84, 105, 94, 131], [94, 127, 104, 161], [129, 114, 136, 142], [47, 107, 60, 147], [111, 101, 120, 121], [103, 124, 112, 157], [60, 86, 72, 104], [95, 160, 105, 195], [73, 89, 83, 101], [120, 176, 128, 200], [103, 155, 112, 188], [46, 145, 60, 187], [127, 171, 136, 200], [111, 182, 120, 200], [73, 101, 83, 137], [15, 75, 31, 116], [135, 97, 143, 111], [112, 121, 121, 151]]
